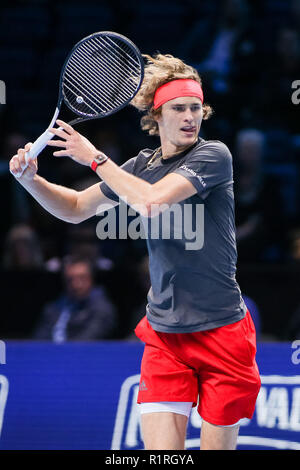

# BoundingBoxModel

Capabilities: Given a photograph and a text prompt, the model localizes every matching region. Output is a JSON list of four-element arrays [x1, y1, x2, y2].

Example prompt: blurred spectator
[[176, 1, 218, 65], [33, 255, 117, 341], [234, 128, 265, 260], [228, 10, 267, 130], [2, 132, 28, 158], [234, 128, 288, 262], [285, 228, 300, 338], [1, 1, 299, 341], [197, 0, 250, 91], [242, 294, 261, 340], [285, 300, 300, 340], [290, 0, 300, 29], [2, 223, 44, 270], [194, 0, 254, 142], [126, 254, 151, 339], [289, 228, 300, 262], [45, 223, 114, 273], [0, 132, 31, 242], [257, 26, 300, 134], [93, 127, 122, 165]]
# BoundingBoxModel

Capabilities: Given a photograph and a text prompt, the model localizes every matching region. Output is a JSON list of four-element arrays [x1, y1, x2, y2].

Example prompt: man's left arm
[[48, 120, 197, 217]]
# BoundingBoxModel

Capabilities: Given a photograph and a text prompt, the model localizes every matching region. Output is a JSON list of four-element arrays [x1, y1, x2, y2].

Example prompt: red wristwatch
[[91, 153, 109, 172]]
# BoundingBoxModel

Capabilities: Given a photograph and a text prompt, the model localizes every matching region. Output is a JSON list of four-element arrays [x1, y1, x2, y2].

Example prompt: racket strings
[[88, 36, 140, 77], [64, 56, 135, 115], [86, 35, 141, 85], [65, 59, 127, 114], [64, 61, 116, 111], [64, 57, 117, 114], [80, 42, 138, 99], [63, 79, 103, 114], [62, 33, 143, 117], [69, 47, 130, 105], [104, 35, 142, 68], [78, 38, 139, 101], [93, 36, 141, 86]]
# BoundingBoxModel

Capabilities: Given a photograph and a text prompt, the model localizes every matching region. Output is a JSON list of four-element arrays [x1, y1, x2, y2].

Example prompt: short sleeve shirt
[[100, 138, 247, 332]]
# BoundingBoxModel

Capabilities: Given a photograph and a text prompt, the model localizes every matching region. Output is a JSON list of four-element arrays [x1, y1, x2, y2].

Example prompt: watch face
[[91, 154, 108, 172]]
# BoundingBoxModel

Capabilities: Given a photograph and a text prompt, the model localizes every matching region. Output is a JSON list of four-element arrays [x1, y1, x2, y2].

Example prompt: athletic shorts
[[134, 310, 261, 426]]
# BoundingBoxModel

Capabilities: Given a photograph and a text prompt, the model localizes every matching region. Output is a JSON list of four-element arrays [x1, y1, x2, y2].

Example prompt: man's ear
[[154, 110, 162, 126]]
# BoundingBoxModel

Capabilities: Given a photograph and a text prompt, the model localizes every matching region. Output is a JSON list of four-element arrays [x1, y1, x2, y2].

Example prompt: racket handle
[[25, 129, 54, 163], [12, 129, 54, 178], [12, 107, 60, 178]]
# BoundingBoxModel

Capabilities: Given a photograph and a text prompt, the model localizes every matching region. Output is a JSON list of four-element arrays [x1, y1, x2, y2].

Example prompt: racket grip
[[25, 129, 54, 163]]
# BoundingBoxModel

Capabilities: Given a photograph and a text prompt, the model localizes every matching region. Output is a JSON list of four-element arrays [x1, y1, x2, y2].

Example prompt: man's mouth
[[181, 126, 196, 135]]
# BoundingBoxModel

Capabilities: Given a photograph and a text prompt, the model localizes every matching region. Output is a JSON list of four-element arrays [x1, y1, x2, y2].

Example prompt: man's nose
[[183, 108, 194, 121]]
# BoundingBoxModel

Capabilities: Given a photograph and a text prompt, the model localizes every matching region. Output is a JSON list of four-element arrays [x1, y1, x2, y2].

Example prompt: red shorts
[[134, 310, 261, 426]]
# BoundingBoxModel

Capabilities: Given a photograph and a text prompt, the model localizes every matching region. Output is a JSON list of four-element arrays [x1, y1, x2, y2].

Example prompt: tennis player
[[9, 53, 261, 450]]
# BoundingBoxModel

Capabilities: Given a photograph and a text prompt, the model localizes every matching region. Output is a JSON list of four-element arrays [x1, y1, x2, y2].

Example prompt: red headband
[[153, 79, 204, 109]]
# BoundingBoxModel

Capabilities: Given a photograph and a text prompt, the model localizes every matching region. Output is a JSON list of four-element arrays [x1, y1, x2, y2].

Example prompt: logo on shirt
[[197, 175, 207, 188], [180, 164, 197, 177], [179, 165, 207, 188]]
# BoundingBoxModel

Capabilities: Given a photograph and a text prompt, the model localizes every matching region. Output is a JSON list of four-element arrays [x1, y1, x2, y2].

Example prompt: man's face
[[156, 96, 203, 154], [64, 262, 93, 300]]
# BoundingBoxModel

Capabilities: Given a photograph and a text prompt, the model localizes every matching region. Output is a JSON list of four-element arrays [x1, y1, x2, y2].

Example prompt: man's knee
[[200, 419, 240, 450]]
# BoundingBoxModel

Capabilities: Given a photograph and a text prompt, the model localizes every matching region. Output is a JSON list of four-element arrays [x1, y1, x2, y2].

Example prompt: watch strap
[[91, 154, 109, 172]]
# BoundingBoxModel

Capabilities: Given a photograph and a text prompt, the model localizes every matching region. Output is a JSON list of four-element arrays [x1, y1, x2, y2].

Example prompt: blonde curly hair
[[131, 53, 213, 137]]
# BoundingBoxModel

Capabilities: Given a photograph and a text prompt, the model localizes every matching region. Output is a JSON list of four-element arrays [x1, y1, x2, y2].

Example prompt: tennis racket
[[18, 31, 144, 175]]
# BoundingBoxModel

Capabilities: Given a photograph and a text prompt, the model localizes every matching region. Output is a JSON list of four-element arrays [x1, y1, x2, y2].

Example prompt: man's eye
[[173, 106, 185, 112]]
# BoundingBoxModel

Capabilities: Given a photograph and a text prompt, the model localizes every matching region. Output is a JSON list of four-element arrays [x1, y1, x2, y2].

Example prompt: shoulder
[[136, 148, 157, 161], [131, 148, 157, 171], [191, 139, 232, 162], [123, 148, 156, 165], [120, 150, 153, 173]]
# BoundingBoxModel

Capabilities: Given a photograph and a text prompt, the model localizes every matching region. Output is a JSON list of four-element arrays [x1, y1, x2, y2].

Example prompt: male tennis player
[[9, 54, 261, 450]]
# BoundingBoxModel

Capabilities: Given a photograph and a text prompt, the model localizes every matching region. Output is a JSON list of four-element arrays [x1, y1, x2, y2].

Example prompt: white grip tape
[[12, 107, 60, 178], [25, 129, 54, 164]]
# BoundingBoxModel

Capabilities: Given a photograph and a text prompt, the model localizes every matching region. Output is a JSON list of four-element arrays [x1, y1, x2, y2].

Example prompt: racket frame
[[20, 31, 144, 169]]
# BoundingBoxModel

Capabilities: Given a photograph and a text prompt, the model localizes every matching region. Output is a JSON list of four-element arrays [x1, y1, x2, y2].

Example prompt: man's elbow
[[61, 214, 84, 224], [142, 197, 169, 218], [70, 215, 85, 224], [63, 205, 87, 224]]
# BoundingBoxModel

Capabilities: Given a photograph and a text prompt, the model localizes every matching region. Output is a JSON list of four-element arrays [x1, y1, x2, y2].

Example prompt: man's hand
[[9, 143, 38, 180], [48, 119, 101, 166]]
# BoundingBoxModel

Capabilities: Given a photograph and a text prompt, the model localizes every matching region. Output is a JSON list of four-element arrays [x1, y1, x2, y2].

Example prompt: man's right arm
[[21, 174, 118, 223], [9, 143, 118, 224]]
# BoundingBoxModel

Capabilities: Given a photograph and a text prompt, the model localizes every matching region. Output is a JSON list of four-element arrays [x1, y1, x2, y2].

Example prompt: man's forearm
[[19, 174, 79, 223], [46, 120, 154, 215], [95, 158, 153, 215]]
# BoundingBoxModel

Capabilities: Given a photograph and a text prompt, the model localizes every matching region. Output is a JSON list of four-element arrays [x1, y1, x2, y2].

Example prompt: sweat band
[[153, 79, 204, 109]]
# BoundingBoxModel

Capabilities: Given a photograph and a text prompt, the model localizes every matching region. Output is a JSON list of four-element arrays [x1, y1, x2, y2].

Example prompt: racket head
[[59, 31, 144, 121]]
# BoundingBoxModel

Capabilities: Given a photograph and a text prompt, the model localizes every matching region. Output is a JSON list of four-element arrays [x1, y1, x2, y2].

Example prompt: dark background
[[0, 0, 300, 340]]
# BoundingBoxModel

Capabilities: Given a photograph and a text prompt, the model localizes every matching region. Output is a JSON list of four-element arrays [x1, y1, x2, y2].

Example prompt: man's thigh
[[140, 411, 189, 450], [140, 410, 240, 450]]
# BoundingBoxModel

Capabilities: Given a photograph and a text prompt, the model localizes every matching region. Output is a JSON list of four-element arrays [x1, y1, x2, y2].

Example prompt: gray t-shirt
[[100, 138, 247, 333]]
